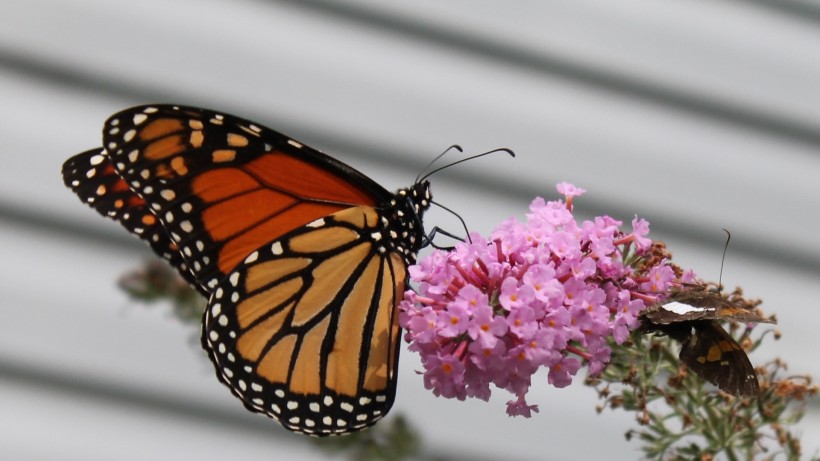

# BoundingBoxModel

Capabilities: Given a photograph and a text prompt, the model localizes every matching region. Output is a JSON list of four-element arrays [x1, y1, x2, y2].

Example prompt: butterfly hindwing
[[100, 105, 391, 293], [679, 321, 760, 397], [203, 206, 405, 435], [61, 148, 204, 294]]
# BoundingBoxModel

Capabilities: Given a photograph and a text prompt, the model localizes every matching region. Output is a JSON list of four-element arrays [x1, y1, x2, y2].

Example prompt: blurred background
[[2, 0, 819, 459]]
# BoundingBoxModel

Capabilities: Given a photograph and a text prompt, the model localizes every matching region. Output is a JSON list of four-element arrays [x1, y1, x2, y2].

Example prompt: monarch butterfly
[[62, 104, 435, 435]]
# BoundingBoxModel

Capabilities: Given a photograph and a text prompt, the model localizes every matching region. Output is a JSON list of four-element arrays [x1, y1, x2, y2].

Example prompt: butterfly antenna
[[418, 147, 515, 183], [416, 145, 463, 183], [718, 228, 731, 293]]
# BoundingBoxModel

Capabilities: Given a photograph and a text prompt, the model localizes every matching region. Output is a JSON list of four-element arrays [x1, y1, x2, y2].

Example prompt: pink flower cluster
[[399, 183, 677, 417]]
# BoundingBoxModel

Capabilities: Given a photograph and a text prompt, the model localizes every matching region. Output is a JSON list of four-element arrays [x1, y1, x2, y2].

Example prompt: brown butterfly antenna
[[718, 228, 731, 294]]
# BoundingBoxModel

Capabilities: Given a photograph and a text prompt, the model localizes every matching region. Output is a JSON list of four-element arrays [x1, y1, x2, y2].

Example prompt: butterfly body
[[640, 288, 774, 397], [63, 105, 432, 435]]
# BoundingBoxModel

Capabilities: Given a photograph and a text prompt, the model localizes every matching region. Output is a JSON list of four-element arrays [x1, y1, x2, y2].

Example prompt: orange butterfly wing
[[101, 105, 389, 293], [204, 205, 408, 434], [66, 105, 432, 435]]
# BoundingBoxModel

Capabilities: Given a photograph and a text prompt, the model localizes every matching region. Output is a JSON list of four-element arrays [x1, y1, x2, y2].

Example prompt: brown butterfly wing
[[679, 321, 760, 396], [643, 291, 774, 325]]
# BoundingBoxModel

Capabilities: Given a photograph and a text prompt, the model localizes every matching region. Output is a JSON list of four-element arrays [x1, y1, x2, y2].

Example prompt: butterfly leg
[[422, 226, 464, 251]]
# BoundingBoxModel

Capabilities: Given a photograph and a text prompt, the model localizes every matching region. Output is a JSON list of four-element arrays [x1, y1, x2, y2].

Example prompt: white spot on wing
[[271, 241, 283, 255], [662, 301, 710, 316]]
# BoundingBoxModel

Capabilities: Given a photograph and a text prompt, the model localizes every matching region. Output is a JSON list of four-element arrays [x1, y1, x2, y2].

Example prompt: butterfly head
[[408, 179, 432, 214]]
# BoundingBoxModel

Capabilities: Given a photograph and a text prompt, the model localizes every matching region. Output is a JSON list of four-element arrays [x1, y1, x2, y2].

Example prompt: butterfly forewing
[[62, 148, 204, 294], [203, 206, 404, 434], [100, 105, 390, 292], [644, 290, 774, 325]]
